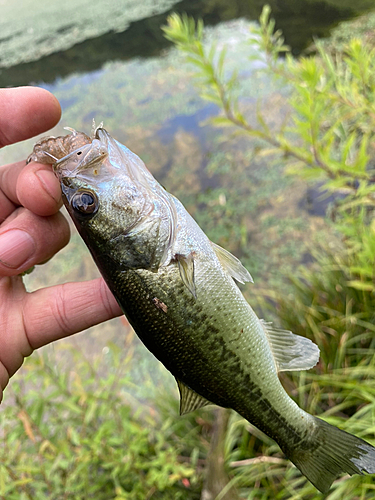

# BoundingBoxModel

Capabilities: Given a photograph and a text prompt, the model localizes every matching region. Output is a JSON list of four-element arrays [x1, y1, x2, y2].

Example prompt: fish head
[[46, 126, 176, 270], [54, 128, 148, 233]]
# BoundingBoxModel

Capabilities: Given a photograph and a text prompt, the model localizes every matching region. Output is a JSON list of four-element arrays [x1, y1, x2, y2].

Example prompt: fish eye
[[71, 190, 99, 218]]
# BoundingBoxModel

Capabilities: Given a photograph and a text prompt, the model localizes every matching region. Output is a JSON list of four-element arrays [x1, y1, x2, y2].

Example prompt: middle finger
[[0, 207, 70, 276]]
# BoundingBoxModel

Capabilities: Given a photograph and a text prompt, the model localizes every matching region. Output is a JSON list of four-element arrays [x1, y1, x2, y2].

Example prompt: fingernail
[[0, 230, 36, 269], [36, 169, 60, 203]]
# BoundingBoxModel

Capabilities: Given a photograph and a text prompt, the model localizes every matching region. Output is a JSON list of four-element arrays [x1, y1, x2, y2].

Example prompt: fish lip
[[94, 126, 108, 141]]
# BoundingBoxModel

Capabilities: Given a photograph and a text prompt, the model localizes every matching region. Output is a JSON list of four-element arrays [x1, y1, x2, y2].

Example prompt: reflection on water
[[1, 0, 374, 88], [157, 104, 218, 145]]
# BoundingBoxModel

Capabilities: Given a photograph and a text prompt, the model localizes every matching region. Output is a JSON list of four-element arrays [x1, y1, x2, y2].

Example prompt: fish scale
[[99, 258, 300, 437], [28, 124, 375, 493]]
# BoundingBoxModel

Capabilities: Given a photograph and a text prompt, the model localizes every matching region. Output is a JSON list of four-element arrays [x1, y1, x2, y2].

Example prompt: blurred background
[[1, 1, 375, 498]]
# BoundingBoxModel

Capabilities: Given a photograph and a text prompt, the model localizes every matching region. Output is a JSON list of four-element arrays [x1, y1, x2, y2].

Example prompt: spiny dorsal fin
[[176, 253, 196, 298], [260, 320, 320, 372], [176, 379, 212, 415], [211, 242, 253, 284]]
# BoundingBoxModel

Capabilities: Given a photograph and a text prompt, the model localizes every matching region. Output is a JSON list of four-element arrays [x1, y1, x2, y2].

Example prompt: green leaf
[[217, 46, 227, 80], [346, 280, 374, 292], [209, 116, 235, 127], [200, 92, 222, 106]]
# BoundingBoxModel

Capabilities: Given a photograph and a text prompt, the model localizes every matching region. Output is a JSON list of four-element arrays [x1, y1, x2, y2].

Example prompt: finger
[[0, 87, 61, 148], [0, 362, 8, 401], [0, 208, 70, 275], [0, 160, 62, 217], [0, 161, 25, 221], [23, 278, 123, 350], [0, 186, 16, 223]]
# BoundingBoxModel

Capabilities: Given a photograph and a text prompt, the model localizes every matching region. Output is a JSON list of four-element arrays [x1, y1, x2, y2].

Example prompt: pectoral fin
[[260, 320, 320, 372], [176, 379, 212, 415], [211, 242, 253, 284], [176, 253, 196, 298]]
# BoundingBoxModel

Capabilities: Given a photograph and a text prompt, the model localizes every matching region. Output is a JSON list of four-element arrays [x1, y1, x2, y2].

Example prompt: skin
[[0, 86, 122, 403]]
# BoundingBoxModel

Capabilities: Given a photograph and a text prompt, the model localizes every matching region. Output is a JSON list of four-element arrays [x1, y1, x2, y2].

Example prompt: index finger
[[0, 87, 62, 216], [0, 160, 62, 217], [0, 86, 61, 148]]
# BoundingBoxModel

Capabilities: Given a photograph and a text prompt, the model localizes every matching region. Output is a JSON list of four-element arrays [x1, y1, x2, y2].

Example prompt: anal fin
[[176, 379, 212, 415], [260, 320, 320, 372]]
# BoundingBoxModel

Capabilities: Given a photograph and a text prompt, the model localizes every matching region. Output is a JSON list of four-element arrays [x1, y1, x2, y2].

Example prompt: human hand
[[0, 87, 122, 402]]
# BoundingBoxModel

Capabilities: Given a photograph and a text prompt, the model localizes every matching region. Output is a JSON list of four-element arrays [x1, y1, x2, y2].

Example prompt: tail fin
[[287, 417, 375, 493]]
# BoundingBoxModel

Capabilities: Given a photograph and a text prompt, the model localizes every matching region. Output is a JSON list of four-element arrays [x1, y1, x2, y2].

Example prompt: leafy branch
[[164, 7, 375, 293], [163, 8, 375, 202]]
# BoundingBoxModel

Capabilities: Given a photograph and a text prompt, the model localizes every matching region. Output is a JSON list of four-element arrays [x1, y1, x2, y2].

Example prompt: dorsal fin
[[176, 379, 212, 415], [176, 253, 196, 298], [211, 242, 253, 284], [260, 320, 320, 372]]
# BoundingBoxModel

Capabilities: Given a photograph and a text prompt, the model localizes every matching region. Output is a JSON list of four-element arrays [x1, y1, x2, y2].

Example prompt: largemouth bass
[[28, 125, 375, 493]]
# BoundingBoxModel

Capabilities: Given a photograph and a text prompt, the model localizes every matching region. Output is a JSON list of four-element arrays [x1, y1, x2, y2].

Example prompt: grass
[[0, 344, 205, 500]]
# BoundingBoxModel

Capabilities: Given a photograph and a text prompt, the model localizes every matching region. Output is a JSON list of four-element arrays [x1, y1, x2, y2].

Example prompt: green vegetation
[[163, 6, 375, 498], [0, 344, 204, 499], [163, 4, 375, 364]]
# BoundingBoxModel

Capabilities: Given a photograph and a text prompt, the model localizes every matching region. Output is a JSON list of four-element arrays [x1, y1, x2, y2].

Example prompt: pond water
[[1, 0, 374, 400]]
